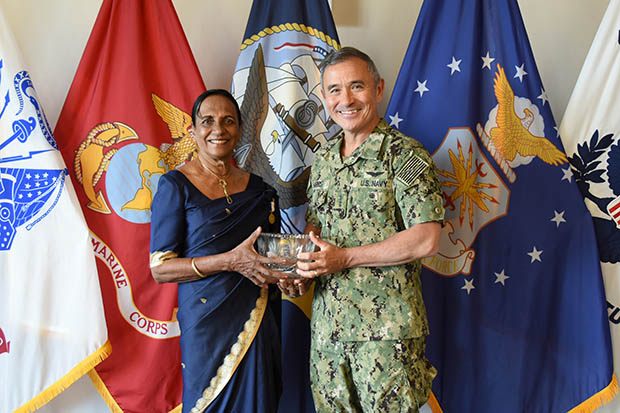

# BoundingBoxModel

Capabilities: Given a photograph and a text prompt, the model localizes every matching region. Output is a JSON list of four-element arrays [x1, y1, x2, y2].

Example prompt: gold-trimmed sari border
[[149, 250, 179, 268], [189, 287, 268, 413]]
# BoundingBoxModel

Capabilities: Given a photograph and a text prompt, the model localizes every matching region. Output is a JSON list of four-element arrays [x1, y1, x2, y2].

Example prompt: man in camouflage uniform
[[282, 47, 444, 412]]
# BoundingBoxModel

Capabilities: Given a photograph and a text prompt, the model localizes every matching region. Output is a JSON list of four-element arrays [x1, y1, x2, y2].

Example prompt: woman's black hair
[[191, 89, 243, 127]]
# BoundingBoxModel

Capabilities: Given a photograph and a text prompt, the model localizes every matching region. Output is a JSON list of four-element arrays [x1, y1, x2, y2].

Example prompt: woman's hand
[[278, 278, 313, 298], [228, 227, 289, 287]]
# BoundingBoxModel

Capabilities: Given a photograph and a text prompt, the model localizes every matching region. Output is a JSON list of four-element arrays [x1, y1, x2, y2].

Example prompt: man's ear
[[376, 78, 385, 103]]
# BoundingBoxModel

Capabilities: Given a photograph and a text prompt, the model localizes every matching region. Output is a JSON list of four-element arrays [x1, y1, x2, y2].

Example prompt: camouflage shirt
[[306, 119, 444, 341]]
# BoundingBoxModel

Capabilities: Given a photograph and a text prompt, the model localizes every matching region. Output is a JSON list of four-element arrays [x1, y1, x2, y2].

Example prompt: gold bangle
[[191, 257, 207, 278]]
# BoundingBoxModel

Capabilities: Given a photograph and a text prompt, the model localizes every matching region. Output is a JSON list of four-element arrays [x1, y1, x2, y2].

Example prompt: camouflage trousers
[[310, 336, 436, 413]]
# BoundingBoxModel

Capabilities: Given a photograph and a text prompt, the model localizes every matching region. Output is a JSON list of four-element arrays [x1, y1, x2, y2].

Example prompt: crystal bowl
[[256, 233, 316, 275]]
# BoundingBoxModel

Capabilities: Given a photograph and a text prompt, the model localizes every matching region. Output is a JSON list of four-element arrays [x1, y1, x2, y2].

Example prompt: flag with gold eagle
[[231, 1, 339, 411], [53, 0, 205, 411], [386, 0, 616, 411], [0, 6, 108, 412]]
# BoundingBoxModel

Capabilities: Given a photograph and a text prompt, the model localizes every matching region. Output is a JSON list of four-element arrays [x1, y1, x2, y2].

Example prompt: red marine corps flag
[[54, 0, 205, 411]]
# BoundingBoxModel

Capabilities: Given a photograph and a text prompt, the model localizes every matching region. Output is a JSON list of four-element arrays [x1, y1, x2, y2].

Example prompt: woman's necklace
[[199, 158, 234, 205]]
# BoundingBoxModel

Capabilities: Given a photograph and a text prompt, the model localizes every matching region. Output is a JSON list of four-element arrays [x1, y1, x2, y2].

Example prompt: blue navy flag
[[386, 1, 616, 411], [231, 1, 340, 412]]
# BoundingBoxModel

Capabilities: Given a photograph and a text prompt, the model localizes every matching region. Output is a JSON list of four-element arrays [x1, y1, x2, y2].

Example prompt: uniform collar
[[326, 118, 389, 168]]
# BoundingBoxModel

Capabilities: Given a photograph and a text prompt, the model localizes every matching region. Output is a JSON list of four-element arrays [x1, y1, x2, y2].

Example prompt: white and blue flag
[[0, 8, 108, 412], [560, 2, 620, 412]]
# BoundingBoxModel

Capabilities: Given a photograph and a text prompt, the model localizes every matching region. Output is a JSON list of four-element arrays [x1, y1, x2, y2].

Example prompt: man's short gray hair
[[319, 47, 381, 88]]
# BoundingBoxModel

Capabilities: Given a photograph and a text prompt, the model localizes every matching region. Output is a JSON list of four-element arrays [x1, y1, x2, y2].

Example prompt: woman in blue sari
[[150, 89, 284, 413]]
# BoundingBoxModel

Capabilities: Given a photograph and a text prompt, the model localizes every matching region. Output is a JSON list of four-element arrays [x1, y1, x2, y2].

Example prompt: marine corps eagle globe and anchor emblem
[[72, 94, 197, 339], [73, 94, 196, 218]]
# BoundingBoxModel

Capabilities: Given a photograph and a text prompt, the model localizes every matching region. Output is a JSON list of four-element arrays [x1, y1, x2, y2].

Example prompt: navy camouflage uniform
[[305, 119, 445, 412]]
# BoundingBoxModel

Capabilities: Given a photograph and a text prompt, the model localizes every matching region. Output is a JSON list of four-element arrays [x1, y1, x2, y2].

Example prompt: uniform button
[[200, 298, 207, 304], [181, 363, 186, 369]]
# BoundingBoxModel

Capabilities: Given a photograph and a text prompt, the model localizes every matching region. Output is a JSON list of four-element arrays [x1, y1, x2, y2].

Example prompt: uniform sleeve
[[392, 144, 445, 229], [304, 164, 321, 228], [150, 173, 186, 256]]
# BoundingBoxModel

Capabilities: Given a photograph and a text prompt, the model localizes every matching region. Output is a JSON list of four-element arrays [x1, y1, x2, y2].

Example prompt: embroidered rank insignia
[[395, 154, 428, 187]]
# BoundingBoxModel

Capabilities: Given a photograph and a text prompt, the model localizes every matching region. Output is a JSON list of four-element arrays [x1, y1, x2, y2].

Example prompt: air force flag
[[387, 0, 616, 411]]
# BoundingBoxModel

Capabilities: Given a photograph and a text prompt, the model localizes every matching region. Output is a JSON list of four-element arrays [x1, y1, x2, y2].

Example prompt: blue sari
[[150, 170, 282, 413]]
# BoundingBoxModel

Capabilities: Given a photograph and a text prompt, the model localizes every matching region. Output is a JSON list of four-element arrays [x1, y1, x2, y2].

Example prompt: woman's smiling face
[[192, 94, 241, 161]]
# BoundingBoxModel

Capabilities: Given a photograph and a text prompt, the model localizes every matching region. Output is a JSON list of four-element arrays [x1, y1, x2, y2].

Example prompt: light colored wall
[[0, 1, 610, 130], [0, 0, 610, 411]]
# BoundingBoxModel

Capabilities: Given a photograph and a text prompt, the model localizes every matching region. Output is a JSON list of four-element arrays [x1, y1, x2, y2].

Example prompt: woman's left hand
[[228, 227, 289, 287]]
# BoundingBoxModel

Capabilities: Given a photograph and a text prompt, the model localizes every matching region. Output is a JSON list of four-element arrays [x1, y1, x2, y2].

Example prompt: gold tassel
[[89, 367, 123, 413], [428, 390, 444, 413], [567, 374, 619, 413], [14, 341, 111, 412]]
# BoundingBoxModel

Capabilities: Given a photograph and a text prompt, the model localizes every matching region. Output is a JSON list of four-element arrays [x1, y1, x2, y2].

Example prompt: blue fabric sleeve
[[150, 173, 186, 255]]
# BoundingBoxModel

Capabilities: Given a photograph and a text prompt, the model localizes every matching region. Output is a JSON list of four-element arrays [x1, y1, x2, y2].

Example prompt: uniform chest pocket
[[348, 184, 398, 230], [313, 188, 349, 219], [350, 186, 392, 210], [311, 190, 330, 218], [312, 190, 328, 210]]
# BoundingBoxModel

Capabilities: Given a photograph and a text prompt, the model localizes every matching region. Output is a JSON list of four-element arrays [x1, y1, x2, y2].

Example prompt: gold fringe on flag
[[568, 374, 619, 413], [89, 349, 183, 413], [89, 367, 122, 413], [15, 340, 112, 413], [169, 403, 183, 413], [427, 376, 618, 413], [428, 390, 444, 413]]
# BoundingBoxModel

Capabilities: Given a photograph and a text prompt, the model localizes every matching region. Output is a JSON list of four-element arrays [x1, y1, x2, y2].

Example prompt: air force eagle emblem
[[423, 62, 569, 277], [478, 64, 567, 183]]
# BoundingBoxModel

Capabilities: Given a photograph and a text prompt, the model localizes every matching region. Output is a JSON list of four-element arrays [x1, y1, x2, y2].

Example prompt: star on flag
[[528, 246, 543, 263], [537, 88, 548, 105], [551, 210, 566, 227], [389, 112, 403, 129], [494, 269, 510, 286], [447, 56, 462, 75], [414, 80, 429, 97], [481, 51, 495, 70], [514, 63, 528, 82], [462, 278, 475, 295]]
